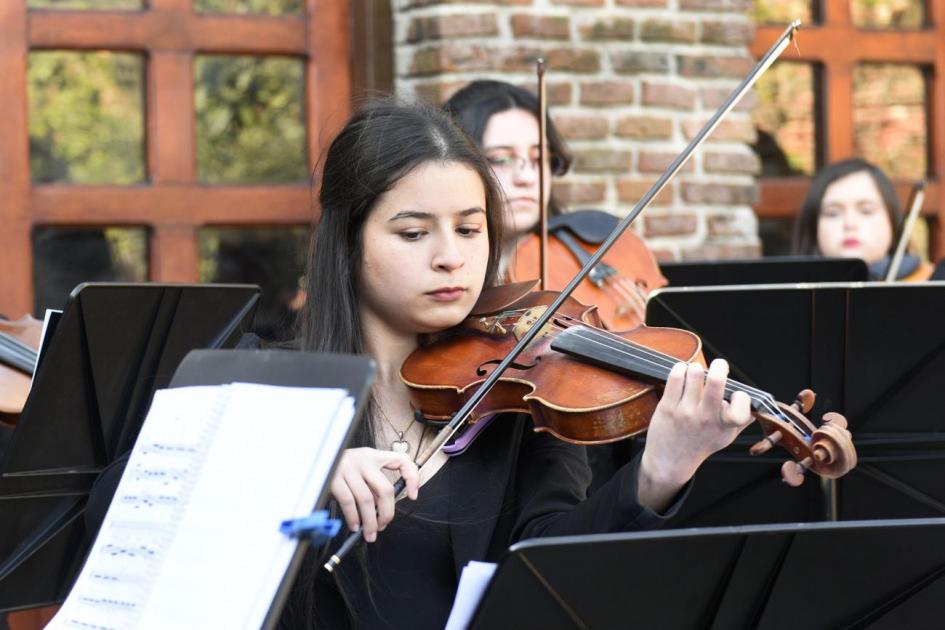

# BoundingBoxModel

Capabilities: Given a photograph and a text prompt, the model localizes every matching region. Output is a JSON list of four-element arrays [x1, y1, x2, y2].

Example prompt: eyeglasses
[[485, 152, 551, 174]]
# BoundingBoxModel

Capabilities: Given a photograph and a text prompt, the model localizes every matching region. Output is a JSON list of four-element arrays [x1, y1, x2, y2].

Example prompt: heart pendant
[[391, 439, 410, 454]]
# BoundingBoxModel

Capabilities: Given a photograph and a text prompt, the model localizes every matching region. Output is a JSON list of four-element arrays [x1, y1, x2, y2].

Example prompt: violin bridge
[[513, 306, 556, 342]]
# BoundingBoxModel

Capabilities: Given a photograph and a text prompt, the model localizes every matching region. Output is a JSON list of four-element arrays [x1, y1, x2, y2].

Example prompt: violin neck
[[550, 325, 765, 412]]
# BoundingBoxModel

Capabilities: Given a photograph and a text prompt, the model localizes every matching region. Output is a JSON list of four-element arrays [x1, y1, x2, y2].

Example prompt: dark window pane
[[198, 227, 308, 341], [851, 0, 925, 29], [751, 0, 813, 24], [752, 62, 817, 176], [195, 55, 307, 184], [194, 0, 302, 15], [28, 0, 142, 9], [28, 51, 145, 184], [853, 63, 927, 180], [33, 227, 149, 314]]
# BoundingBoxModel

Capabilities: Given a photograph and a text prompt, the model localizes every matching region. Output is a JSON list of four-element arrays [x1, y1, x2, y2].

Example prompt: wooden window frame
[[0, 0, 351, 317], [751, 0, 945, 259]]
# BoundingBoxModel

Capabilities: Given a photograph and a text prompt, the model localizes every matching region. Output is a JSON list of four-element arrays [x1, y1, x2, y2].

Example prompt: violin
[[0, 315, 42, 425], [403, 284, 857, 486], [510, 210, 667, 330]]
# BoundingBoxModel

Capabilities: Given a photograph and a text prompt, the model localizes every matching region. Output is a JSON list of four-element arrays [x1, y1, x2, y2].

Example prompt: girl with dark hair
[[792, 157, 932, 281], [284, 99, 756, 629], [442, 80, 666, 331]]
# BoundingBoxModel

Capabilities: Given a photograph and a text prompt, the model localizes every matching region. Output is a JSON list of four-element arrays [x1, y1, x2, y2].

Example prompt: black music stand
[[659, 256, 867, 286], [165, 349, 375, 630], [645, 282, 945, 526], [468, 518, 945, 629], [0, 282, 260, 612]]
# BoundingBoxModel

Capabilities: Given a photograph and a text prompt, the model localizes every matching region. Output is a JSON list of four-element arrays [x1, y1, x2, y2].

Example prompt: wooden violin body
[[0, 315, 42, 423], [402, 287, 857, 483], [509, 210, 667, 330]]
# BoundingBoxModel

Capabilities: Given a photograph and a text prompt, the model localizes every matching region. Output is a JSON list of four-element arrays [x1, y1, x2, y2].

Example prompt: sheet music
[[47, 382, 355, 630], [444, 561, 497, 630]]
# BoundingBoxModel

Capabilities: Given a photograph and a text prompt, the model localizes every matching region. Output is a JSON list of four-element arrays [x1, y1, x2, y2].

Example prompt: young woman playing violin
[[443, 80, 665, 330], [279, 100, 757, 629], [792, 157, 933, 281]]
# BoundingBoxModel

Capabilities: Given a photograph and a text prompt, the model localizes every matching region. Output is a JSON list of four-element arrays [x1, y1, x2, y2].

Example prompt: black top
[[279, 413, 690, 629], [336, 464, 456, 629]]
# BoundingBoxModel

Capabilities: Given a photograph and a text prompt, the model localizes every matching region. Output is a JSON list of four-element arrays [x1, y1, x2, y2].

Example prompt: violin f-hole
[[476, 356, 541, 377]]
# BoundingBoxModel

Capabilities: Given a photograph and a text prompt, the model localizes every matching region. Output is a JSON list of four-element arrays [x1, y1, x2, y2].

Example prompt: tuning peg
[[749, 430, 782, 455], [792, 389, 815, 414], [780, 456, 811, 487]]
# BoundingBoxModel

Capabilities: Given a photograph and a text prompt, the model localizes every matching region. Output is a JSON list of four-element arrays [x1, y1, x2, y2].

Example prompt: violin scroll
[[749, 390, 857, 487]]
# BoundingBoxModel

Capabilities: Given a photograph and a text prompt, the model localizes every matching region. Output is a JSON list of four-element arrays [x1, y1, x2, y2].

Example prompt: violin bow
[[324, 19, 803, 573], [884, 180, 925, 282], [537, 57, 548, 291]]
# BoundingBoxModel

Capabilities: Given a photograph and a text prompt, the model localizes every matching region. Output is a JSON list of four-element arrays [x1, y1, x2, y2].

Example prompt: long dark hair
[[298, 99, 505, 443], [443, 80, 572, 216], [792, 157, 902, 256]]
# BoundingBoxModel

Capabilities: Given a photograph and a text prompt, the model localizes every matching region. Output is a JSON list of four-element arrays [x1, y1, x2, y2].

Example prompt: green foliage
[[195, 0, 302, 15], [751, 0, 811, 25], [195, 55, 307, 184], [28, 51, 145, 184]]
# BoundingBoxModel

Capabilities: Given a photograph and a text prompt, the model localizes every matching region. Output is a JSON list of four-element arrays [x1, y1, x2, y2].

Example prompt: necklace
[[378, 411, 416, 454]]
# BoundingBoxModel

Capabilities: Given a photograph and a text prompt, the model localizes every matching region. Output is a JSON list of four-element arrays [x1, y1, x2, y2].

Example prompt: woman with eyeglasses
[[443, 80, 667, 331]]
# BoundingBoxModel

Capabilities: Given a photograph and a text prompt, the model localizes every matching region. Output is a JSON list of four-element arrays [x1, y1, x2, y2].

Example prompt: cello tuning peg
[[792, 389, 816, 414], [749, 430, 782, 455]]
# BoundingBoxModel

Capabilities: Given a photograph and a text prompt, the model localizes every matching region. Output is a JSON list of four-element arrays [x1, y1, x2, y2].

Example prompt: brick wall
[[394, 0, 761, 260]]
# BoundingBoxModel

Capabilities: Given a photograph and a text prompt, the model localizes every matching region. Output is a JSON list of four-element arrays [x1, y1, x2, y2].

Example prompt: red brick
[[580, 81, 635, 106], [521, 80, 573, 105], [642, 81, 696, 110], [681, 182, 757, 205], [549, 48, 601, 73], [707, 212, 755, 237], [701, 20, 754, 46], [573, 150, 633, 174], [554, 115, 609, 140], [573, 149, 633, 173], [407, 14, 498, 42], [680, 243, 760, 260], [638, 151, 696, 174], [702, 86, 757, 112], [682, 118, 757, 143], [414, 80, 469, 105], [615, 116, 673, 140], [678, 54, 754, 79], [410, 46, 496, 76], [643, 212, 698, 237], [640, 19, 697, 43], [579, 17, 634, 41], [503, 47, 599, 73], [617, 179, 674, 205], [552, 181, 607, 204], [704, 151, 760, 175], [612, 51, 670, 75], [679, 0, 751, 10], [511, 14, 571, 40], [552, 0, 604, 6]]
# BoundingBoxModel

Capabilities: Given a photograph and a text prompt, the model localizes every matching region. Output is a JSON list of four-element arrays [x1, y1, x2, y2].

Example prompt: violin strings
[[484, 308, 812, 436], [0, 331, 37, 365], [565, 326, 811, 435]]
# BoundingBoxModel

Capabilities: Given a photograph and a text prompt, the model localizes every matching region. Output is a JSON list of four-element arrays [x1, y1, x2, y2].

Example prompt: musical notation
[[46, 382, 356, 630]]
